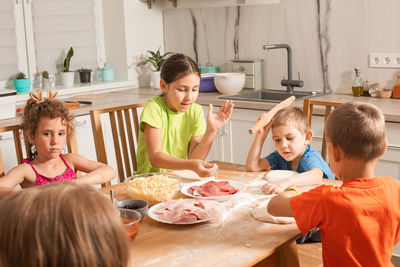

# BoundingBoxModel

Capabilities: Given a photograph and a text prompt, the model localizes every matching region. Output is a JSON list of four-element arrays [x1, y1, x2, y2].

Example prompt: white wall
[[123, 1, 164, 87], [101, 0, 164, 86]]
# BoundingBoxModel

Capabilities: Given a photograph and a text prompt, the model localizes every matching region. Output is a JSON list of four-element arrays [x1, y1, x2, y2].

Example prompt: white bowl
[[213, 72, 245, 94]]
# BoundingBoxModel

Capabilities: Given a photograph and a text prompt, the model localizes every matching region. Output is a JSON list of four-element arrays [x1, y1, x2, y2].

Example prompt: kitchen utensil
[[109, 189, 114, 204], [199, 63, 219, 74], [96, 64, 114, 82], [213, 72, 245, 94], [199, 74, 218, 92], [249, 95, 296, 134]]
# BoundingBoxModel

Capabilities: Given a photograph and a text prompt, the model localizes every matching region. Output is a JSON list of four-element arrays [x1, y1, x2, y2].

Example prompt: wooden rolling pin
[[248, 96, 296, 134]]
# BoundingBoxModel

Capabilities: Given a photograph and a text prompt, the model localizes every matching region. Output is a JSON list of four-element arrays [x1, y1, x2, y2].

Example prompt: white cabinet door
[[203, 106, 274, 165]]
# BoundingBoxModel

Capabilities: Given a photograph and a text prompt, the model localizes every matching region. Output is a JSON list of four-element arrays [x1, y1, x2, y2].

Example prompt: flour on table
[[251, 199, 295, 224], [264, 170, 298, 182]]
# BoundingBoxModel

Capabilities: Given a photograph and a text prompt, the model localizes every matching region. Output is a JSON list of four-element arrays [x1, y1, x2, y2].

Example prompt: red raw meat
[[189, 181, 238, 197]]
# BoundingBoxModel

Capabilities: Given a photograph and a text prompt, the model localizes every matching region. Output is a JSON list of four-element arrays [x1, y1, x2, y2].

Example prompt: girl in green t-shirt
[[137, 53, 233, 177]]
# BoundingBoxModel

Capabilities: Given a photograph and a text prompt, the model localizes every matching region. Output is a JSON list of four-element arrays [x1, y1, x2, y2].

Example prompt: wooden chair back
[[0, 124, 78, 177], [90, 103, 145, 187], [302, 99, 341, 160]]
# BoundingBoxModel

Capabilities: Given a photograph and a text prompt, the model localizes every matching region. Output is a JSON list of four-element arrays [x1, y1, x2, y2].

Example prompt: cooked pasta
[[126, 174, 181, 206]]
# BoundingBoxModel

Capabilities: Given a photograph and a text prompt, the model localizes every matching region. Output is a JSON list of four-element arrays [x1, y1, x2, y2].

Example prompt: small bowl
[[376, 88, 392, 99], [124, 172, 182, 206], [118, 208, 141, 241], [213, 72, 245, 94], [115, 199, 148, 221]]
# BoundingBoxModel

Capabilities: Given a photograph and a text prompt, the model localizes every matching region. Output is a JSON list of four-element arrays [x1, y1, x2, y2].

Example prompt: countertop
[[1, 87, 400, 128]]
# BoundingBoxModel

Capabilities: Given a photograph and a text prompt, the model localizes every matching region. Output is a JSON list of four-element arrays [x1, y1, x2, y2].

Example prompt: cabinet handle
[[26, 0, 32, 3], [16, 0, 19, 4], [239, 66, 244, 72], [75, 120, 87, 127]]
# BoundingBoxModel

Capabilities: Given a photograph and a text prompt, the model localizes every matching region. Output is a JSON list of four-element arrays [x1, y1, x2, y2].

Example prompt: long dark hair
[[160, 53, 200, 84]]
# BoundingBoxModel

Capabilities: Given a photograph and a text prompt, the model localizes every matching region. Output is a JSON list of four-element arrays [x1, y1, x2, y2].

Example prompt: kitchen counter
[[1, 87, 400, 128]]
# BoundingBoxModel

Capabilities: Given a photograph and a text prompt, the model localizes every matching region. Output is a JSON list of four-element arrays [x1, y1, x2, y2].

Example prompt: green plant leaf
[[63, 47, 74, 72]]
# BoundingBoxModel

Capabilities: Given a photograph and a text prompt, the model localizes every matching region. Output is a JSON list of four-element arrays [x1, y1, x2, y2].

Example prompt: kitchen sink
[[219, 89, 322, 103]]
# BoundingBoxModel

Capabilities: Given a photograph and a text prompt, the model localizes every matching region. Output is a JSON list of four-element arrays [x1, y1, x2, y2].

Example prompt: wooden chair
[[0, 123, 78, 177], [90, 103, 145, 187], [302, 99, 341, 160]]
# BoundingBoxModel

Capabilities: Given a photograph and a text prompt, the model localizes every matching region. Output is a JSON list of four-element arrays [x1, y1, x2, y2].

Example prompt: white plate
[[180, 179, 246, 200], [147, 199, 221, 225], [264, 170, 298, 182]]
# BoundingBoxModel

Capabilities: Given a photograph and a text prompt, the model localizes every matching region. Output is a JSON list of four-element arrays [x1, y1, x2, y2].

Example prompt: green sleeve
[[140, 100, 163, 132]]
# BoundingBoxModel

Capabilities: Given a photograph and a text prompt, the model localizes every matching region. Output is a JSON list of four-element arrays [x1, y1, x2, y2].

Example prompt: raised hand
[[207, 100, 234, 132]]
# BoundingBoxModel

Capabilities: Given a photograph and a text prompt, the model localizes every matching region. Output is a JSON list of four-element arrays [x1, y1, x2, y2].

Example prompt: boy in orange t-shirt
[[268, 102, 400, 266]]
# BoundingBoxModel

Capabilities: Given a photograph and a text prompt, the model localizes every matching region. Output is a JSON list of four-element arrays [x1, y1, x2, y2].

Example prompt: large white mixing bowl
[[213, 73, 245, 94]]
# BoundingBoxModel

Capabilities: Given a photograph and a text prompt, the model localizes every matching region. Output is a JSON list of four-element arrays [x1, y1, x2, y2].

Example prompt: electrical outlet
[[369, 53, 400, 68]]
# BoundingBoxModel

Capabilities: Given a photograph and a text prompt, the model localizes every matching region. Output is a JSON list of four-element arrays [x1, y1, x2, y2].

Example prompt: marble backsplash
[[163, 0, 400, 93]]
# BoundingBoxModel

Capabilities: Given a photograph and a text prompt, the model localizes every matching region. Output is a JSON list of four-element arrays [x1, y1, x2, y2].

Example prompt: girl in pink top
[[0, 90, 115, 192]]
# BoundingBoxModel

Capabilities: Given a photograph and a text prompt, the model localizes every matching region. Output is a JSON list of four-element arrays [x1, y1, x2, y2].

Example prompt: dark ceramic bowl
[[115, 199, 148, 221]]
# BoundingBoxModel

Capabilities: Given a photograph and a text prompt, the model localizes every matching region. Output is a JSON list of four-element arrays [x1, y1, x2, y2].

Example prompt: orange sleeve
[[290, 185, 331, 233]]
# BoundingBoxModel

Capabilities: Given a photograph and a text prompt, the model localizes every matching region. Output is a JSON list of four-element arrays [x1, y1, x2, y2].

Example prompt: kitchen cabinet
[[203, 106, 275, 164], [140, 0, 279, 9], [0, 0, 105, 87]]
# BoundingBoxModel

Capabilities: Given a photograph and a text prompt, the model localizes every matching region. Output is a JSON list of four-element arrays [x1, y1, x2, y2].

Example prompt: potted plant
[[137, 47, 172, 89], [13, 72, 31, 93], [41, 70, 54, 90], [60, 46, 75, 87], [78, 68, 92, 83]]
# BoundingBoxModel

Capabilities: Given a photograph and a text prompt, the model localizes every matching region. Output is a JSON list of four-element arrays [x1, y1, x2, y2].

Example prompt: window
[[0, 0, 105, 88]]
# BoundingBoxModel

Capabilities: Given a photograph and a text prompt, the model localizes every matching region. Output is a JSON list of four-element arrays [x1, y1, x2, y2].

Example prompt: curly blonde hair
[[21, 90, 74, 158]]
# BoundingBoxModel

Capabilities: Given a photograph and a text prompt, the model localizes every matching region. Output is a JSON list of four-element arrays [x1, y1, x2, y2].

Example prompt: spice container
[[393, 76, 400, 99], [368, 83, 379, 97]]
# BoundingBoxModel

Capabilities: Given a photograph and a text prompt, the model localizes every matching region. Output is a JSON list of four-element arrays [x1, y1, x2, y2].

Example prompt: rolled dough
[[251, 199, 295, 224]]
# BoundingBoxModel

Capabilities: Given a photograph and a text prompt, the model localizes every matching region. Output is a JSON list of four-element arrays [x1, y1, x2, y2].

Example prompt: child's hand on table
[[262, 180, 289, 194]]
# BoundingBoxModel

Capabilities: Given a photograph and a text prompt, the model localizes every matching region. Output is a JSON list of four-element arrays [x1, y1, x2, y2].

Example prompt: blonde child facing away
[[246, 107, 334, 194], [268, 102, 400, 266], [0, 90, 115, 193], [137, 53, 234, 177], [0, 182, 130, 267]]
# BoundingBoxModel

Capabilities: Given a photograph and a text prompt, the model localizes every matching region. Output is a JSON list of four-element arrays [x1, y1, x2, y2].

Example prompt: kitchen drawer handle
[[75, 120, 87, 127], [239, 66, 244, 72]]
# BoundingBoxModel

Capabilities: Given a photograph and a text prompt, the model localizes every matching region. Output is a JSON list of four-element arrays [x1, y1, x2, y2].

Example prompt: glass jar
[[368, 83, 379, 97]]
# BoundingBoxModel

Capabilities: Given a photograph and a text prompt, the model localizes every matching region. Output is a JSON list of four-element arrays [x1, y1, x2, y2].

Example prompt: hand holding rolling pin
[[249, 96, 296, 134]]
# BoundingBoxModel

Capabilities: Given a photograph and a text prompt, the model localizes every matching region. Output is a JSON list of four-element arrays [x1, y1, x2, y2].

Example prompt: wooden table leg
[[279, 240, 300, 267]]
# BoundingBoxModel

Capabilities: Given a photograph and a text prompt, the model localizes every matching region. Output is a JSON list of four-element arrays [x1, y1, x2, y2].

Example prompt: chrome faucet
[[262, 43, 303, 94]]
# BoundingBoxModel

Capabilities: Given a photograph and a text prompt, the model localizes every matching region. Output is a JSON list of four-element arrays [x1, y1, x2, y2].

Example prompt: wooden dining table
[[100, 161, 336, 267]]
